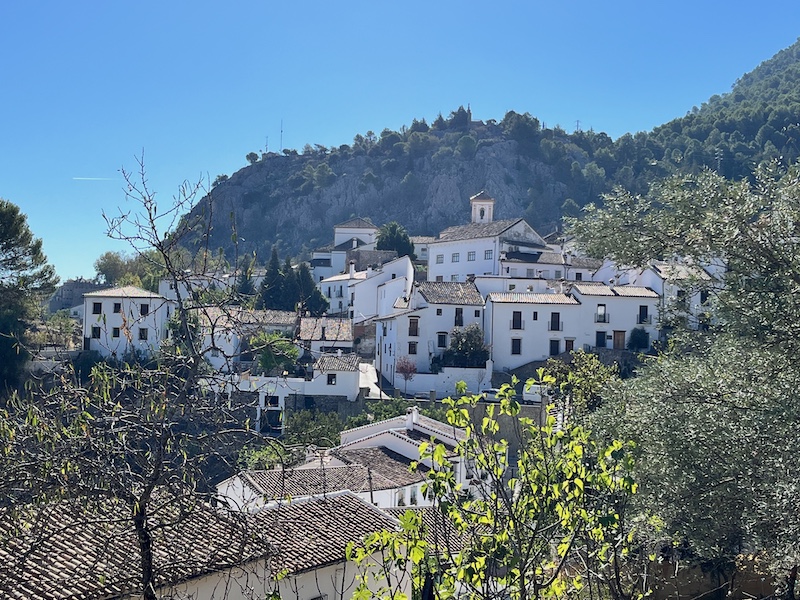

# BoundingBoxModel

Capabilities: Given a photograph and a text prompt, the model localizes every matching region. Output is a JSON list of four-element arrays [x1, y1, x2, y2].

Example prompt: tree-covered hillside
[[180, 38, 800, 263]]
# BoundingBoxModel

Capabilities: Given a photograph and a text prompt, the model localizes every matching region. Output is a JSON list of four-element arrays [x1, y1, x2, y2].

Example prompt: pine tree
[[256, 246, 283, 309]]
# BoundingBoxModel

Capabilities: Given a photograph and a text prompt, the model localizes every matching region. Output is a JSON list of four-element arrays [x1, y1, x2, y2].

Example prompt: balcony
[[594, 313, 609, 323], [509, 320, 524, 330], [637, 315, 652, 324], [547, 322, 563, 332]]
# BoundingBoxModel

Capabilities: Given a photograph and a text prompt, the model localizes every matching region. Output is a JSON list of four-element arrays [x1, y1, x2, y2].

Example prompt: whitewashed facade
[[82, 286, 177, 359]]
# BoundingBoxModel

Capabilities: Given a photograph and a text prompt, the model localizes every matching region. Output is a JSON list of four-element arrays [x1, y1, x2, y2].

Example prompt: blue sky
[[1, 1, 798, 280]]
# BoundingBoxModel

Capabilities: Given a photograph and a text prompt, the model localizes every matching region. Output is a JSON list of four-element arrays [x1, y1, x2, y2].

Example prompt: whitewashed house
[[594, 259, 715, 331], [485, 292, 583, 370], [319, 255, 414, 323], [375, 281, 484, 388], [82, 286, 177, 359], [569, 283, 660, 351], [310, 217, 380, 281]]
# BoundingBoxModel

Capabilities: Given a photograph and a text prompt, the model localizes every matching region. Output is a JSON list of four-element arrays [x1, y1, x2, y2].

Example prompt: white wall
[[83, 295, 175, 359]]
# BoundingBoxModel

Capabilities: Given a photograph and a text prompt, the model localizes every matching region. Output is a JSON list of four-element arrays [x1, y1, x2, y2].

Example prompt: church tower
[[470, 190, 495, 224]]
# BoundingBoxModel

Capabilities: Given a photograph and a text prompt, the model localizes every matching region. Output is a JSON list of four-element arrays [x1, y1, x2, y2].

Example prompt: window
[[140, 303, 149, 316], [92, 302, 102, 315], [549, 312, 561, 331], [511, 338, 521, 355], [455, 308, 463, 326], [575, 272, 583, 281], [565, 339, 575, 352], [211, 348, 219, 357], [91, 326, 101, 339], [467, 251, 476, 261], [526, 268, 535, 278], [435, 275, 444, 282], [485, 249, 493, 260], [408, 318, 419, 337], [138, 328, 148, 341], [512, 311, 523, 330], [436, 254, 444, 264], [436, 308, 443, 316], [410, 487, 418, 505], [532, 311, 538, 320], [596, 304, 608, 323], [451, 253, 460, 263], [408, 341, 418, 354], [113, 302, 121, 314], [474, 309, 480, 317], [327, 373, 337, 385], [437, 332, 447, 348], [112, 327, 120, 338], [451, 275, 459, 281], [555, 269, 563, 279], [638, 305, 650, 324]]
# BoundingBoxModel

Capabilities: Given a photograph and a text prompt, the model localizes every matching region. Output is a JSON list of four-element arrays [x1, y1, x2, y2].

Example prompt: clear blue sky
[[1, 1, 798, 281]]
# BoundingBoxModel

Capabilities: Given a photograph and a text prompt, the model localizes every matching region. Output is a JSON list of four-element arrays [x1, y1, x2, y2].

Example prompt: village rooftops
[[334, 217, 378, 229], [416, 281, 484, 305], [298, 317, 353, 342], [198, 306, 297, 329], [253, 491, 399, 574], [651, 261, 713, 281], [436, 218, 524, 242], [487, 292, 580, 304], [570, 283, 659, 298], [234, 466, 399, 501], [314, 353, 361, 372], [0, 496, 268, 600], [83, 285, 167, 299]]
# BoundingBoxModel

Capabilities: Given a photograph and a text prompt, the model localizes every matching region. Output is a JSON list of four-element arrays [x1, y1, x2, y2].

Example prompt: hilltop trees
[[255, 247, 328, 315], [0, 198, 57, 392]]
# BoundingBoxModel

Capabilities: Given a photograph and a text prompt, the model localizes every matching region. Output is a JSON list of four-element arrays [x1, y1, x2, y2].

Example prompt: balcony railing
[[594, 314, 609, 323], [510, 320, 524, 330], [548, 322, 563, 331], [637, 315, 652, 324]]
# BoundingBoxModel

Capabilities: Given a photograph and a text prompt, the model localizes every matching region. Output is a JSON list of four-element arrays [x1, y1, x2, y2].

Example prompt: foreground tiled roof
[[571, 283, 616, 296], [0, 497, 266, 600], [314, 353, 361, 372], [83, 285, 166, 299], [384, 506, 469, 553], [487, 292, 579, 304], [298, 317, 353, 342], [417, 281, 484, 306], [651, 261, 712, 281], [254, 492, 398, 574], [332, 447, 428, 487], [436, 219, 521, 242]]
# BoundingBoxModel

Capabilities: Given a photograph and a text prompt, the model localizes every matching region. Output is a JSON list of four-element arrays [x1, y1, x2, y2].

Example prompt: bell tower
[[470, 190, 495, 224]]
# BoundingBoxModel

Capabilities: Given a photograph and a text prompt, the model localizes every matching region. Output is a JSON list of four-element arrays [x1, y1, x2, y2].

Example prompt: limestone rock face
[[181, 125, 571, 262]]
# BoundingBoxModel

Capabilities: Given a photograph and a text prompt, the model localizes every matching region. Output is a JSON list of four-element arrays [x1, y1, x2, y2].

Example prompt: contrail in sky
[[72, 177, 116, 181]]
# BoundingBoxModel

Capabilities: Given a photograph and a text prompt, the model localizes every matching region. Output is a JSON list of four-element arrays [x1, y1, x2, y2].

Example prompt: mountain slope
[[180, 39, 800, 263]]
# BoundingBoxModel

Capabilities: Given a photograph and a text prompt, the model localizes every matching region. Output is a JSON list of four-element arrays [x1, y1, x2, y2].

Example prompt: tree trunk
[[133, 503, 157, 600], [787, 565, 797, 600]]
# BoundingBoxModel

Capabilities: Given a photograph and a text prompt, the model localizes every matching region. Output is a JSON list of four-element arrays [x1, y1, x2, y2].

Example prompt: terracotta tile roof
[[241, 465, 400, 499], [436, 219, 522, 242], [83, 285, 166, 299], [417, 281, 484, 306], [470, 190, 495, 202], [254, 492, 399, 574], [0, 497, 267, 600], [651, 261, 712, 281], [384, 506, 469, 552], [571, 283, 616, 296], [313, 353, 361, 372], [199, 306, 297, 330], [410, 235, 437, 244], [332, 447, 428, 487], [611, 285, 660, 298], [334, 217, 378, 230], [504, 251, 601, 269], [298, 317, 353, 342], [487, 292, 579, 304]]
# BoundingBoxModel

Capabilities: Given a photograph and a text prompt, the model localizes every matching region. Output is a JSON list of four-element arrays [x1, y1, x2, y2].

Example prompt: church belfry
[[470, 190, 495, 224]]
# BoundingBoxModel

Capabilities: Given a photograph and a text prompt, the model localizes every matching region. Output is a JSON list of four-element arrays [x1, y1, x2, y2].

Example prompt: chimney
[[349, 261, 355, 277], [406, 406, 419, 430], [352, 238, 358, 249], [337, 348, 342, 357]]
